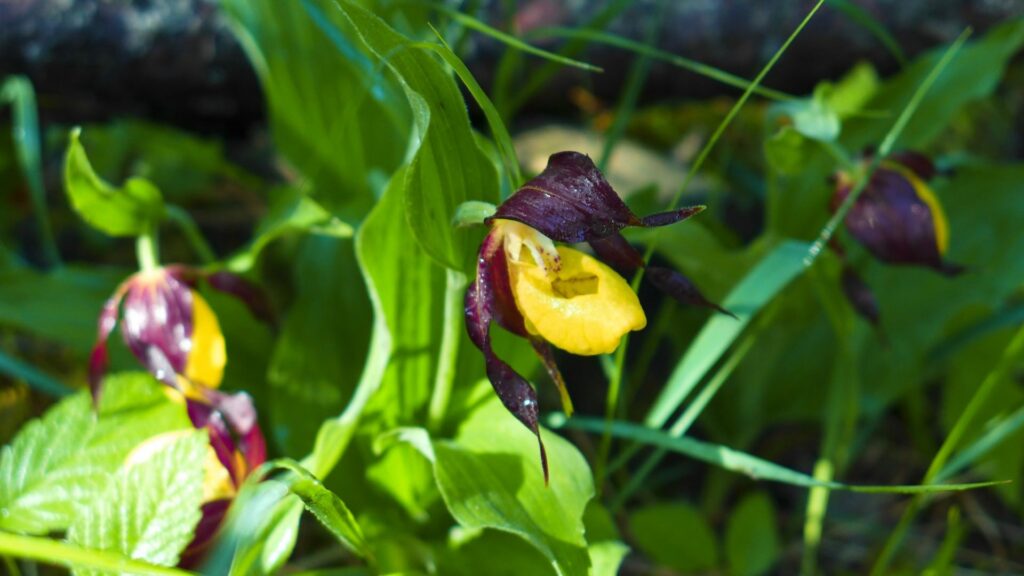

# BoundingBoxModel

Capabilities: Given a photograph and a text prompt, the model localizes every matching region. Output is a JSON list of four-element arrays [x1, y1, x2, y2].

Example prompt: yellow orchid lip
[[511, 246, 646, 356]]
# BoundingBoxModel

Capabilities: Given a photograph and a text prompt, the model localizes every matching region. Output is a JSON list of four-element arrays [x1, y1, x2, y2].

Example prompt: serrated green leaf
[[68, 430, 207, 575], [0, 373, 191, 534], [63, 129, 165, 237], [431, 399, 593, 576]]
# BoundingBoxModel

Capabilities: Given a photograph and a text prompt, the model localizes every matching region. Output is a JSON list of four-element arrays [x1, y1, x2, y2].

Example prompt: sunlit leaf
[[63, 129, 165, 237], [0, 373, 190, 534], [67, 431, 207, 575]]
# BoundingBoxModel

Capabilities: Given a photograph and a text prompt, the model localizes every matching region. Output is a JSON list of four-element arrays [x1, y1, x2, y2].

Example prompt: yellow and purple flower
[[831, 152, 962, 324], [89, 264, 269, 565], [466, 151, 726, 479]]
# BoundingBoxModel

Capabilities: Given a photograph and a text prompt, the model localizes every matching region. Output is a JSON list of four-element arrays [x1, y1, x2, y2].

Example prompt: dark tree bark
[[0, 0, 1020, 136]]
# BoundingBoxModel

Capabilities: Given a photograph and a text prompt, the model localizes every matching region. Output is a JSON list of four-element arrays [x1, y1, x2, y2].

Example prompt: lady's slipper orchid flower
[[89, 265, 271, 403], [466, 151, 727, 480], [832, 152, 962, 275], [93, 263, 269, 566], [831, 152, 962, 325]]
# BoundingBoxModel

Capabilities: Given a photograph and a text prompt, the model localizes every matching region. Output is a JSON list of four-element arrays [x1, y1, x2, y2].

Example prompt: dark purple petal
[[491, 151, 703, 243], [888, 151, 936, 181], [89, 283, 130, 406], [838, 167, 960, 274], [189, 400, 238, 480], [529, 337, 573, 416], [485, 234, 528, 337], [465, 235, 549, 483], [588, 233, 645, 276], [121, 272, 195, 377], [646, 267, 736, 318], [179, 499, 232, 569], [206, 271, 276, 327], [840, 266, 881, 326]]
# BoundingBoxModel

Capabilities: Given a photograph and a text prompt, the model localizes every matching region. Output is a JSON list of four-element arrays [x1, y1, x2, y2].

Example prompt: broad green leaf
[[221, 0, 407, 222], [629, 502, 718, 572], [226, 186, 353, 273], [431, 399, 594, 576], [63, 129, 165, 237], [773, 84, 841, 142], [825, 61, 880, 118], [330, 1, 499, 269], [436, 528, 555, 576], [843, 18, 1024, 150], [725, 492, 779, 576], [357, 165, 443, 429], [252, 460, 369, 559], [68, 431, 207, 575], [646, 240, 811, 428], [0, 373, 191, 534], [764, 126, 810, 176], [0, 263, 124, 354], [266, 236, 371, 456]]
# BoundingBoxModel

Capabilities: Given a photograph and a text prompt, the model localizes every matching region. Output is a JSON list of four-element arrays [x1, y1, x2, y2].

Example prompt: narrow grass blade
[[438, 9, 601, 72], [1, 77, 60, 267], [935, 404, 1024, 483], [828, 0, 907, 65], [645, 241, 810, 427], [532, 28, 795, 102], [551, 415, 1005, 495]]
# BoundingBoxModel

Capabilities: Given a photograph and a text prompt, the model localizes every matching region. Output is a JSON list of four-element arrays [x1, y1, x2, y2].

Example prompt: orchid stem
[[135, 228, 160, 272], [166, 205, 216, 265], [595, 338, 629, 493], [428, 269, 468, 431]]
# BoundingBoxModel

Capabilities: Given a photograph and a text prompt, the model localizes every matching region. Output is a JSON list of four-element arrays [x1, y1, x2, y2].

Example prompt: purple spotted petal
[[491, 151, 703, 243], [465, 234, 548, 482], [841, 266, 881, 326], [838, 167, 961, 275], [88, 282, 130, 405], [121, 272, 195, 378]]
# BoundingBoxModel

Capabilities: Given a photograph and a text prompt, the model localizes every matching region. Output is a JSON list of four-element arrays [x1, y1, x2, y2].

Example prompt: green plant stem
[[428, 269, 468, 431], [801, 267, 859, 575], [871, 320, 1024, 575], [594, 338, 628, 493], [165, 205, 216, 265], [0, 532, 193, 576], [136, 229, 160, 272]]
